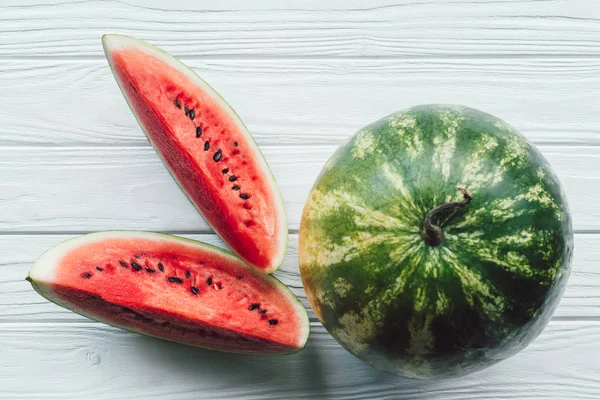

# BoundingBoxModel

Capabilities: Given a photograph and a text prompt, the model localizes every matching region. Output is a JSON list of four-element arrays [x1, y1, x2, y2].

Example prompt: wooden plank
[[0, 145, 597, 232], [0, 233, 597, 321], [1, 58, 599, 147], [1, 320, 599, 399], [0, 0, 599, 58], [2, 2, 598, 398]]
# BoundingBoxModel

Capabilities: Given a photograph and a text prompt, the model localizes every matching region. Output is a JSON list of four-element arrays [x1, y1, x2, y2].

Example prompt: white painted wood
[[0, 0, 599, 57], [0, 233, 598, 322], [2, 0, 600, 398], [0, 145, 597, 232], [1, 320, 599, 399], [0, 58, 598, 147]]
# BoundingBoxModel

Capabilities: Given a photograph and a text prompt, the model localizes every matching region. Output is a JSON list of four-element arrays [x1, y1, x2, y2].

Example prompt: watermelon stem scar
[[423, 186, 472, 247]]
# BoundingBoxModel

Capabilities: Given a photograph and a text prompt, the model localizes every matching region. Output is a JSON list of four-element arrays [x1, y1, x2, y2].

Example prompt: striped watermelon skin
[[299, 105, 573, 379]]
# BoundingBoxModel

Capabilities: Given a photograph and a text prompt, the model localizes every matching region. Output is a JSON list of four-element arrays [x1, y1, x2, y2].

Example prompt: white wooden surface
[[1, 1, 599, 399]]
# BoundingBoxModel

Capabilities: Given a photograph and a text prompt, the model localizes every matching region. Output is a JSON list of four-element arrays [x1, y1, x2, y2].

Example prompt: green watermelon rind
[[299, 104, 573, 378], [28, 231, 309, 355], [102, 34, 288, 274]]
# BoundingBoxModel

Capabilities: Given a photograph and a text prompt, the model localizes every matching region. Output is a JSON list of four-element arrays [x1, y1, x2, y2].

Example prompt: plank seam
[[1, 54, 600, 61]]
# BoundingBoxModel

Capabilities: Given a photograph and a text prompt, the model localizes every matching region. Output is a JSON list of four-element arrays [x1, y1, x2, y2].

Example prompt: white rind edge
[[27, 231, 309, 350], [101, 34, 288, 274]]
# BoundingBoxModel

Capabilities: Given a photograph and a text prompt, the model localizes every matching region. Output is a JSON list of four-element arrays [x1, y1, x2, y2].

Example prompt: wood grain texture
[[2, 1, 599, 398], [0, 145, 597, 232], [2, 320, 600, 399], [0, 233, 597, 322], [1, 58, 599, 147], [1, 0, 599, 58]]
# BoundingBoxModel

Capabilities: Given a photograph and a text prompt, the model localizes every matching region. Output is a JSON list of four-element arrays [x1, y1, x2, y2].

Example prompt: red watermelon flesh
[[102, 35, 287, 273], [27, 232, 309, 354]]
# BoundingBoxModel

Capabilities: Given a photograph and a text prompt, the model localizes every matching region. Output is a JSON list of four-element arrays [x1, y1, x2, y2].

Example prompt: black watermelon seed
[[158, 263, 164, 272], [259, 309, 267, 315], [131, 261, 142, 271], [229, 175, 237, 182], [191, 286, 200, 295], [168, 277, 183, 284], [196, 126, 203, 138], [248, 303, 260, 311], [146, 268, 156, 273], [184, 105, 189, 115], [96, 266, 103, 272], [174, 98, 181, 109], [232, 185, 240, 191], [234, 142, 238, 147], [221, 168, 229, 174], [268, 319, 278, 326], [81, 272, 92, 279], [119, 260, 128, 268], [161, 321, 170, 327], [237, 275, 244, 280], [240, 193, 250, 200], [204, 141, 210, 151], [185, 270, 191, 279], [206, 277, 213, 286], [213, 150, 222, 162], [189, 109, 195, 120]]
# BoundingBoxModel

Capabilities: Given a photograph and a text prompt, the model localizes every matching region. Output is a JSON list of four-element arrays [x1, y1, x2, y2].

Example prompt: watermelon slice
[[27, 232, 309, 354], [102, 35, 287, 273]]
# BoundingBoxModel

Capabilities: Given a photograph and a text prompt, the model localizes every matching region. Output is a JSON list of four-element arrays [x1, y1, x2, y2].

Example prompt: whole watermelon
[[299, 105, 573, 379]]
